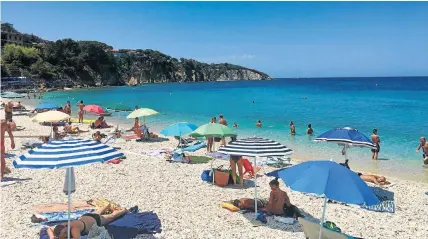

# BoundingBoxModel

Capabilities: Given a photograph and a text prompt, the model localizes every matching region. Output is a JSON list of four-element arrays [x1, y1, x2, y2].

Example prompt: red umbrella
[[83, 104, 105, 114]]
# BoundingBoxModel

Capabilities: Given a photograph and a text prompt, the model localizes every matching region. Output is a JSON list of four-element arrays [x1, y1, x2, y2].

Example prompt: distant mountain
[[1, 23, 272, 88]]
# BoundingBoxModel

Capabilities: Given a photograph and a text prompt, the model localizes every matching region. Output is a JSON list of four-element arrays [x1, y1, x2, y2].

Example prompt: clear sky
[[2, 1, 428, 78]]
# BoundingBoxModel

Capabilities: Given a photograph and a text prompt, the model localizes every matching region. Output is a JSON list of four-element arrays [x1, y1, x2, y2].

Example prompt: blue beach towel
[[181, 141, 206, 152], [106, 211, 162, 238], [361, 187, 395, 213], [36, 209, 95, 225]]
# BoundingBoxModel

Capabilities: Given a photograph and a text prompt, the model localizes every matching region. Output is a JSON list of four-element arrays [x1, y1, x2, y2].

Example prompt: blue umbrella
[[277, 160, 379, 239], [160, 122, 198, 147], [13, 138, 124, 239], [35, 102, 59, 110], [314, 127, 376, 161]]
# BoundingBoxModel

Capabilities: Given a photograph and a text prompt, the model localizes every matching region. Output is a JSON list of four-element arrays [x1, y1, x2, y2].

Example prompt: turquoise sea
[[42, 77, 428, 182]]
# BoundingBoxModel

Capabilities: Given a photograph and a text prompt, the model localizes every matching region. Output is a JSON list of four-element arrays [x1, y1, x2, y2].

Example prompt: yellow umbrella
[[126, 108, 159, 124], [31, 111, 71, 122]]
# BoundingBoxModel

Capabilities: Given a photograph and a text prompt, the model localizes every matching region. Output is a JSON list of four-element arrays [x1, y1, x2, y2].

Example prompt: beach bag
[[201, 170, 213, 182], [214, 166, 230, 187]]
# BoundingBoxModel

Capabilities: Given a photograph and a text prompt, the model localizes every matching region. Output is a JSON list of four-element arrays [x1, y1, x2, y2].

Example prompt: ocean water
[[43, 77, 428, 182]]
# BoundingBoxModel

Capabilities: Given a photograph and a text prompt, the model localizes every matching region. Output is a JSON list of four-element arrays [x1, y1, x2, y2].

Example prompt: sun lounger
[[298, 217, 359, 239]]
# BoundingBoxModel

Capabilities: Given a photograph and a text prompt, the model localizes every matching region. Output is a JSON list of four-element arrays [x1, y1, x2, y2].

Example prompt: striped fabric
[[13, 138, 124, 169], [218, 137, 293, 157]]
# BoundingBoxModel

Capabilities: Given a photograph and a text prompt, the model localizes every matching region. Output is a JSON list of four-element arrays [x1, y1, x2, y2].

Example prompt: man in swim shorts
[[1, 119, 15, 180], [416, 137, 427, 159], [371, 129, 380, 160]]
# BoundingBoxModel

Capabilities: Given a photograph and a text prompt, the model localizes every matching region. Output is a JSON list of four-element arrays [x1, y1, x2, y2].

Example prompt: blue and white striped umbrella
[[218, 137, 293, 157], [13, 138, 123, 169]]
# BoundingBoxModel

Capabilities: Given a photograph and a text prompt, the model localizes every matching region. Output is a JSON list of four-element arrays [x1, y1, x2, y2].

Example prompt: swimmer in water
[[256, 120, 262, 128], [290, 121, 296, 135]]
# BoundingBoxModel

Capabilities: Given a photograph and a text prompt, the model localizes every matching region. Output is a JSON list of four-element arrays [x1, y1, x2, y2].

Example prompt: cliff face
[[1, 23, 272, 87]]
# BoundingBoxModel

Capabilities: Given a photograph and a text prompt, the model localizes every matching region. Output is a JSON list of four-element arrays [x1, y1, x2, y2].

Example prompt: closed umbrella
[[277, 160, 379, 239], [126, 108, 159, 124], [218, 137, 293, 218], [13, 138, 124, 239], [314, 127, 376, 161], [83, 104, 105, 114], [160, 122, 198, 147]]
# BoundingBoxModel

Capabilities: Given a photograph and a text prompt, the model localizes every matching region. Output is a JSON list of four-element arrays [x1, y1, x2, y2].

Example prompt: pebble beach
[[1, 106, 428, 239]]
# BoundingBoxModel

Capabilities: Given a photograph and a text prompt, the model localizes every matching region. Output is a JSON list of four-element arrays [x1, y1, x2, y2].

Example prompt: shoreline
[[15, 100, 428, 184], [1, 104, 427, 239]]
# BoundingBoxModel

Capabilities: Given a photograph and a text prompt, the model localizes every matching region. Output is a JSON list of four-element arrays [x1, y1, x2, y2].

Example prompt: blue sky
[[2, 1, 428, 78]]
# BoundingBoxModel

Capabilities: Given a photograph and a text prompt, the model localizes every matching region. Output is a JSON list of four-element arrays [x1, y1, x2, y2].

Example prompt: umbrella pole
[[318, 197, 328, 239], [67, 167, 72, 239], [254, 156, 258, 219], [344, 144, 348, 161]]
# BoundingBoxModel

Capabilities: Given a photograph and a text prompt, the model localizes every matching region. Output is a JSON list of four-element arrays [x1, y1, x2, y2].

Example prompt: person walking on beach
[[371, 129, 381, 160], [219, 114, 227, 145], [1, 119, 15, 181], [77, 100, 85, 123], [290, 121, 296, 135], [230, 155, 244, 188], [4, 102, 13, 122], [64, 101, 72, 116], [256, 120, 262, 128], [306, 124, 314, 135]]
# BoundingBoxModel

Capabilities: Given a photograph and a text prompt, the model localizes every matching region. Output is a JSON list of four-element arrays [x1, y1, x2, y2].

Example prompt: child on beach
[[1, 119, 15, 180]]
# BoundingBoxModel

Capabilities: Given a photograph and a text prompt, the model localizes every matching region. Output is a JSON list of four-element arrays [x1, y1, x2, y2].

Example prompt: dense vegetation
[[1, 23, 271, 87]]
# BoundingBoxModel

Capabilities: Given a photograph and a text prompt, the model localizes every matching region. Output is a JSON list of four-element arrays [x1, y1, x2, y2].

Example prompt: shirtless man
[[48, 204, 128, 239], [76, 100, 85, 123], [256, 120, 262, 128], [290, 121, 296, 135], [358, 172, 390, 187], [264, 178, 303, 217], [64, 101, 72, 116], [219, 114, 227, 145], [232, 198, 266, 210], [416, 137, 427, 160], [1, 120, 15, 180], [423, 141, 428, 165], [306, 124, 314, 135], [371, 129, 380, 160]]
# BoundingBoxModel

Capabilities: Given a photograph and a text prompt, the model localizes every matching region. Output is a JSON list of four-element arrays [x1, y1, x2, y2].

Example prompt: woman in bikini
[[77, 100, 85, 123], [48, 205, 128, 239]]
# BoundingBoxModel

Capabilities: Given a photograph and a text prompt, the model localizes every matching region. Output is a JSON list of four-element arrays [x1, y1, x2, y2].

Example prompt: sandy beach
[[1, 105, 428, 239]]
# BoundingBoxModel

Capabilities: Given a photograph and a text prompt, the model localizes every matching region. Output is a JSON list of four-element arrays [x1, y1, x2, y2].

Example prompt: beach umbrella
[[31, 111, 71, 141], [314, 127, 376, 161], [161, 122, 198, 147], [189, 123, 237, 138], [276, 160, 379, 239], [13, 138, 124, 239], [218, 137, 293, 218], [126, 108, 159, 124], [83, 104, 105, 114], [35, 102, 59, 110]]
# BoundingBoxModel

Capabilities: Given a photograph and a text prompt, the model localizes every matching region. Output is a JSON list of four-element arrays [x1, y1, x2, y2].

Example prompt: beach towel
[[105, 211, 162, 238], [361, 187, 395, 213], [33, 209, 95, 225], [32, 201, 94, 214]]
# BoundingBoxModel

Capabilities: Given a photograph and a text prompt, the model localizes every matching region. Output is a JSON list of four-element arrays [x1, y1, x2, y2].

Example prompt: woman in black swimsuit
[[48, 205, 128, 239]]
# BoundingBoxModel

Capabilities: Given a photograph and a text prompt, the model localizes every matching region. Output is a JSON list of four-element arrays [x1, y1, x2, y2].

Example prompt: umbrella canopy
[[31, 111, 70, 123], [13, 138, 124, 169], [1, 91, 25, 98], [126, 108, 159, 119], [314, 127, 375, 148], [83, 104, 105, 114], [106, 103, 132, 112], [217, 137, 293, 157], [160, 122, 198, 137], [35, 102, 59, 110], [189, 123, 237, 138], [277, 160, 379, 239]]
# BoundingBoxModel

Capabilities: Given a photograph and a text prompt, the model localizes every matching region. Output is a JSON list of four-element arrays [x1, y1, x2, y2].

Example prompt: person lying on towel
[[341, 159, 390, 187], [263, 178, 304, 218], [232, 198, 267, 210], [47, 204, 128, 239]]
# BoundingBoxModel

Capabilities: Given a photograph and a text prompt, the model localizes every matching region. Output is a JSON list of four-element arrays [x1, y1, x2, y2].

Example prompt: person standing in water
[[306, 124, 314, 135], [219, 114, 228, 145], [290, 121, 296, 135], [371, 129, 381, 160], [77, 100, 85, 123], [256, 120, 262, 128], [416, 137, 427, 159], [64, 101, 72, 116], [1, 120, 15, 181]]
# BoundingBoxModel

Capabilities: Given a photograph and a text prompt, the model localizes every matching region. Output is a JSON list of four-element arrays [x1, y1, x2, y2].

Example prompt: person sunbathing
[[232, 198, 267, 210], [64, 122, 89, 134], [340, 160, 390, 186], [47, 204, 128, 239], [93, 131, 103, 142], [263, 178, 303, 218]]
